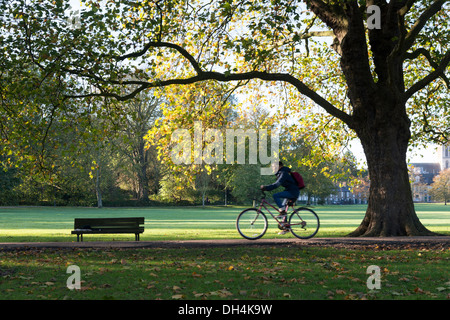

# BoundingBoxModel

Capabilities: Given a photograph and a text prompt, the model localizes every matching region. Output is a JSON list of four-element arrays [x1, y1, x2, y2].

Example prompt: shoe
[[278, 230, 289, 235], [276, 210, 286, 217]]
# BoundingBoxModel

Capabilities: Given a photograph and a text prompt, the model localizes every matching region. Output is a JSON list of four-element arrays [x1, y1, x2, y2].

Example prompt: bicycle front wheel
[[236, 208, 268, 240], [289, 208, 320, 239]]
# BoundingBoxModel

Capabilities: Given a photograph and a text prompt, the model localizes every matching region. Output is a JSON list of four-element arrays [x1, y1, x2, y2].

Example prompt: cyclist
[[260, 161, 300, 233]]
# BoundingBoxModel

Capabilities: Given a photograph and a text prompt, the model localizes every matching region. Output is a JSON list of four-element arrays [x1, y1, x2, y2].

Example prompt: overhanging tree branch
[[116, 41, 203, 74], [404, 48, 450, 87], [392, 0, 417, 18], [65, 67, 353, 126], [402, 0, 447, 53], [300, 30, 334, 38], [307, 0, 347, 31], [404, 49, 450, 101], [67, 38, 354, 127], [200, 70, 354, 126]]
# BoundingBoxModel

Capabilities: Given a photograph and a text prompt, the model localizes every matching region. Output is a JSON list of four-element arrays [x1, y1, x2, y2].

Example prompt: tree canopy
[[1, 0, 449, 236]]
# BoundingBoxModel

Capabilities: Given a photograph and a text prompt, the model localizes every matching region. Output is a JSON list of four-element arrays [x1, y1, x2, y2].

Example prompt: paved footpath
[[0, 236, 449, 250]]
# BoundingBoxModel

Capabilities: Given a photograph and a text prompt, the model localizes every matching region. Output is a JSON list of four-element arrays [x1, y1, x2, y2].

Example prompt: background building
[[319, 144, 448, 204], [410, 163, 441, 202], [439, 145, 450, 170], [409, 144, 449, 202]]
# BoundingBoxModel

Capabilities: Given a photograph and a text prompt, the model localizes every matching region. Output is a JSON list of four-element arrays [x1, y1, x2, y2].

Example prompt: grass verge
[[1, 246, 449, 300]]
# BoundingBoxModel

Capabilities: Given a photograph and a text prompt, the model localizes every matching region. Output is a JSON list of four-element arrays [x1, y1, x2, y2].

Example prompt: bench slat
[[72, 227, 144, 234], [72, 217, 145, 242], [74, 217, 144, 228]]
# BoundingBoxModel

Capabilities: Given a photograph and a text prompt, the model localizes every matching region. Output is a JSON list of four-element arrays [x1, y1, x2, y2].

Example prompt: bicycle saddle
[[287, 199, 297, 206]]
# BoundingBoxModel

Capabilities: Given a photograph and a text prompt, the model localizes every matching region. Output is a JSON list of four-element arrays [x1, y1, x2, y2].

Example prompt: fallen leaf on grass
[[210, 289, 233, 298], [194, 292, 205, 298], [414, 287, 424, 294]]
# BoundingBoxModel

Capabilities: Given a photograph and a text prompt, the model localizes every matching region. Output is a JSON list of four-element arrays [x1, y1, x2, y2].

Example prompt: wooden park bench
[[71, 217, 145, 242]]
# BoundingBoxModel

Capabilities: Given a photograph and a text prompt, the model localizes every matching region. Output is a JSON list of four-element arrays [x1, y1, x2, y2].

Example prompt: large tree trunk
[[349, 93, 435, 237], [321, 3, 437, 237]]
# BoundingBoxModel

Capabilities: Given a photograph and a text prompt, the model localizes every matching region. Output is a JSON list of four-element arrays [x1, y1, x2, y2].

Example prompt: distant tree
[[115, 90, 162, 203], [430, 169, 450, 205], [0, 155, 20, 205]]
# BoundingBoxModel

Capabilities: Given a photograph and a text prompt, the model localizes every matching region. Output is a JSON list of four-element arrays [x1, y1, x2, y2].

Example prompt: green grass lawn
[[0, 203, 449, 242], [1, 246, 449, 300], [0, 204, 449, 301]]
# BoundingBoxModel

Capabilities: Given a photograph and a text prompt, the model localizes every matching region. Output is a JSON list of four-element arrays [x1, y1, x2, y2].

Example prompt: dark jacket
[[264, 166, 300, 196]]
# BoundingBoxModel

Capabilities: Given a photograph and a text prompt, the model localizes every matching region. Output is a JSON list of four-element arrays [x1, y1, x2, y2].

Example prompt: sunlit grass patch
[[0, 203, 448, 242]]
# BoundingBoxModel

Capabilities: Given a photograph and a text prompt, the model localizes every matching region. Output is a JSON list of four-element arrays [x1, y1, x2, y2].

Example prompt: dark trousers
[[273, 190, 298, 209]]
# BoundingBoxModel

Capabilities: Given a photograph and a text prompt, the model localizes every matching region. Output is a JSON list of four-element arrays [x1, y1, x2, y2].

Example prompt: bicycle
[[236, 191, 320, 240]]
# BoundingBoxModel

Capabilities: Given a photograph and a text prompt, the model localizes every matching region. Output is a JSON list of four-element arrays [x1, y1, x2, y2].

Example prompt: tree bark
[[348, 92, 435, 236], [95, 164, 103, 208], [319, 2, 438, 237], [137, 140, 149, 203]]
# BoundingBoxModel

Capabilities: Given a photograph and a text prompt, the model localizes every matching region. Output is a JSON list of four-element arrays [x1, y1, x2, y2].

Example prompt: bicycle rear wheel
[[289, 207, 320, 239], [236, 208, 268, 240]]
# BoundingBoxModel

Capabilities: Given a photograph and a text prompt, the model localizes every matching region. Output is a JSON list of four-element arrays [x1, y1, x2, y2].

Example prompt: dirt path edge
[[1, 236, 449, 251]]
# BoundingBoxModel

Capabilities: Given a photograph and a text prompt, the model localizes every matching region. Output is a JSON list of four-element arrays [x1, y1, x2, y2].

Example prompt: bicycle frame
[[237, 191, 319, 240], [258, 192, 296, 229]]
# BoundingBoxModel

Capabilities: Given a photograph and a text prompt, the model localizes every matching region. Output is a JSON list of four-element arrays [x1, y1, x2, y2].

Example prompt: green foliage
[[0, 157, 20, 205], [1, 0, 448, 213], [221, 164, 271, 204]]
